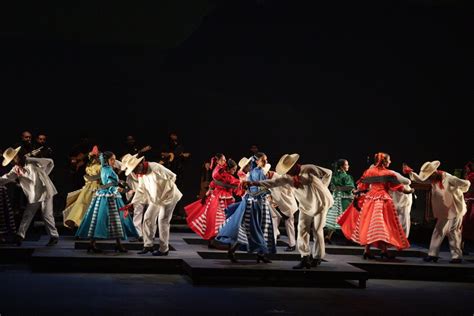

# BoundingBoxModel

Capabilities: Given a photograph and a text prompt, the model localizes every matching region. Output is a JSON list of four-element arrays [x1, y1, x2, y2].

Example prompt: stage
[[2, 230, 473, 289]]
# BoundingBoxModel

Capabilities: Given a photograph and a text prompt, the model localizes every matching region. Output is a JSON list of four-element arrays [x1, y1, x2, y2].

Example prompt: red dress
[[339, 166, 410, 250], [184, 165, 241, 240], [462, 172, 474, 241], [338, 194, 365, 241]]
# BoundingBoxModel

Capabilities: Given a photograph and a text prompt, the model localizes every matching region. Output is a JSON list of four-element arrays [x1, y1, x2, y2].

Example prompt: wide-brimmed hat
[[418, 160, 441, 181], [262, 163, 271, 175], [2, 146, 21, 167], [238, 157, 251, 171], [120, 153, 137, 171], [123, 155, 144, 176], [276, 153, 300, 175]]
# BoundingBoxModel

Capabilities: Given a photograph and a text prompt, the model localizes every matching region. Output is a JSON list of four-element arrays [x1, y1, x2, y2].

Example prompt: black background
[[1, 0, 472, 200]]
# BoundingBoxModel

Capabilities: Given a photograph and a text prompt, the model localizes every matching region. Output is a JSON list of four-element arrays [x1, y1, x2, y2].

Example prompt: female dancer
[[185, 154, 241, 246], [340, 152, 413, 259], [62, 146, 101, 229], [216, 152, 276, 263], [324, 159, 355, 243], [76, 152, 138, 253]]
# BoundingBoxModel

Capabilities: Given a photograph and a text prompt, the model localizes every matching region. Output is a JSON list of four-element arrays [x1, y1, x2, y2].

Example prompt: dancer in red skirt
[[339, 152, 414, 259], [184, 154, 241, 246]]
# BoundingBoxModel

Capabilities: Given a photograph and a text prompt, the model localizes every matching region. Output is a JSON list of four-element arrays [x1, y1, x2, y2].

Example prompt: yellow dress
[[62, 163, 101, 228]]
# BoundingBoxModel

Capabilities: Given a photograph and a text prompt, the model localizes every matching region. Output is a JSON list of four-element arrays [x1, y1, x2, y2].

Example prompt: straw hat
[[120, 153, 137, 171], [2, 146, 21, 167], [262, 163, 271, 175], [275, 153, 300, 175], [123, 155, 144, 176], [238, 157, 251, 171], [418, 160, 441, 181]]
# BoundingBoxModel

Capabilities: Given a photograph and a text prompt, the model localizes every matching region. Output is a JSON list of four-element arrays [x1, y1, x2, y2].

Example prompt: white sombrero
[[2, 146, 21, 167], [238, 157, 251, 171], [418, 160, 441, 181], [275, 153, 300, 175], [262, 163, 271, 175], [123, 155, 144, 176], [120, 153, 137, 171]]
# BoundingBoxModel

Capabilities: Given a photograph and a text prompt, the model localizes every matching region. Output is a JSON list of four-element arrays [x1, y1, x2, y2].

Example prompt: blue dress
[[76, 154, 138, 240], [216, 165, 276, 254]]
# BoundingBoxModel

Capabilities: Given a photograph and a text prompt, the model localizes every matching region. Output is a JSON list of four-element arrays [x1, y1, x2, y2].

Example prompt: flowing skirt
[[216, 195, 276, 254], [185, 193, 234, 240], [340, 191, 409, 250], [76, 191, 138, 240]]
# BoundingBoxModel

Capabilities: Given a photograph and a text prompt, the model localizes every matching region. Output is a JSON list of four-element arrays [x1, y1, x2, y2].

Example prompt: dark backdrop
[[0, 0, 472, 203]]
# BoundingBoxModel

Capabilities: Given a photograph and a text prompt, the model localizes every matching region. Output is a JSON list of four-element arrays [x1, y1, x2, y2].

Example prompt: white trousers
[[297, 211, 327, 259], [18, 197, 59, 239], [397, 207, 411, 238], [428, 216, 462, 259], [132, 204, 147, 237], [142, 201, 178, 252], [271, 208, 296, 247]]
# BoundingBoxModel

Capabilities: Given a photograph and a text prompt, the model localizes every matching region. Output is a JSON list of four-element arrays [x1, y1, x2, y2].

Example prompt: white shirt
[[268, 173, 298, 216], [410, 171, 470, 219], [0, 158, 57, 203], [259, 164, 333, 217], [131, 162, 182, 206]]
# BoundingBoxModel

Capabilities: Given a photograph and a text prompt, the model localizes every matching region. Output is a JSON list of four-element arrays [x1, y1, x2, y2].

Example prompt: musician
[[32, 133, 53, 159], [14, 131, 34, 154], [160, 132, 190, 187]]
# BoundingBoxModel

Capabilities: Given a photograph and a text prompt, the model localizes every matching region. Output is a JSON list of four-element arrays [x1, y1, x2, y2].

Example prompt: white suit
[[267, 173, 298, 247], [410, 171, 470, 259], [0, 158, 59, 238], [390, 172, 413, 237], [131, 162, 182, 252], [258, 165, 333, 259]]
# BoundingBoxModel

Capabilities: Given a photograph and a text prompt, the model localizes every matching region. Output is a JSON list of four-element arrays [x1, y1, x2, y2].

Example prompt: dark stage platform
[[2, 232, 474, 288]]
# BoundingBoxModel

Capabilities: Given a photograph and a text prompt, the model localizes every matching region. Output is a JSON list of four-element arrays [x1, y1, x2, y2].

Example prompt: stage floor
[[2, 232, 473, 288]]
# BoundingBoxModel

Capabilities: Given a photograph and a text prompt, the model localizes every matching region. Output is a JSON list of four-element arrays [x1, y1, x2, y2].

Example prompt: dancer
[[404, 160, 470, 263], [324, 159, 355, 244], [217, 153, 276, 264], [462, 161, 474, 254], [390, 171, 413, 237], [0, 147, 59, 246], [122, 153, 182, 256], [185, 154, 241, 246], [264, 164, 297, 252], [245, 153, 333, 269], [76, 152, 138, 253], [62, 146, 101, 229], [340, 153, 413, 260]]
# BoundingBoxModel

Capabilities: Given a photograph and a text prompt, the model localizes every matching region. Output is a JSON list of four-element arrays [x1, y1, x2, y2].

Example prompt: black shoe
[[379, 251, 395, 259], [293, 256, 312, 269], [137, 246, 154, 254], [46, 237, 59, 246], [114, 245, 128, 253], [152, 249, 169, 256], [423, 256, 439, 263], [256, 253, 272, 263], [449, 258, 462, 264], [311, 258, 322, 267], [208, 239, 216, 249], [363, 252, 376, 260], [284, 245, 296, 252], [228, 251, 238, 263], [324, 237, 332, 245], [87, 244, 103, 254]]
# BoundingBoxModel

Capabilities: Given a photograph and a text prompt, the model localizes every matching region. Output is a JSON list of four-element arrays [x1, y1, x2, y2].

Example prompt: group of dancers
[[1, 143, 472, 268]]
